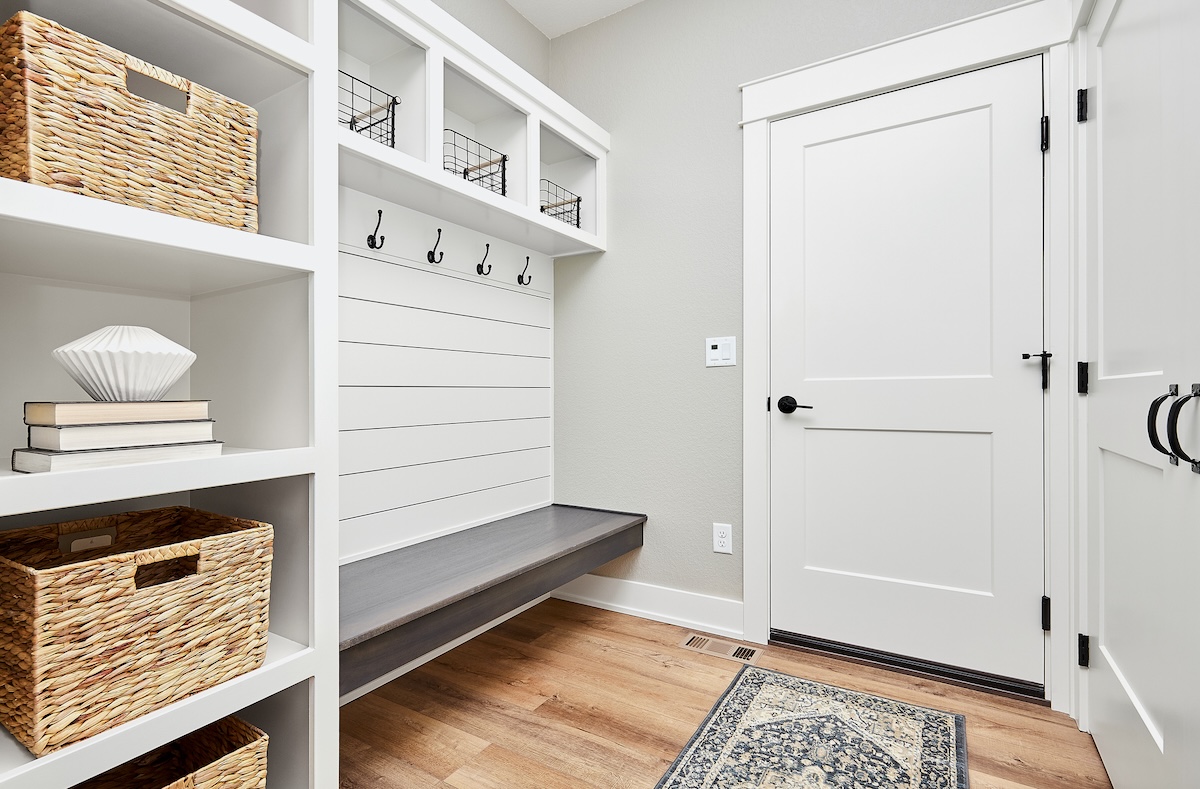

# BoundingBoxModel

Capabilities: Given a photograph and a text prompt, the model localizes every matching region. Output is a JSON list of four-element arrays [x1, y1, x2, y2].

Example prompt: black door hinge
[[1077, 361, 1089, 395], [1040, 115, 1050, 152], [1079, 633, 1091, 667], [1041, 596, 1051, 631], [767, 396, 771, 412], [1077, 88, 1088, 122]]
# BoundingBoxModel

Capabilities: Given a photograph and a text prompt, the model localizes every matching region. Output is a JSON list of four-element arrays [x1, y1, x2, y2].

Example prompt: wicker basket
[[73, 716, 268, 789], [0, 11, 259, 232], [0, 507, 273, 756]]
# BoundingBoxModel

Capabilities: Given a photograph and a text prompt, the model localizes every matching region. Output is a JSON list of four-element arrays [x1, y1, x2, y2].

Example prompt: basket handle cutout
[[134, 554, 200, 590], [124, 56, 191, 114], [58, 526, 117, 554]]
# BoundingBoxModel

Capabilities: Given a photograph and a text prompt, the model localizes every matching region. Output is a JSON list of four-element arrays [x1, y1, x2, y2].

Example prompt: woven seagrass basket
[[74, 716, 268, 789], [0, 507, 273, 756], [0, 11, 259, 231]]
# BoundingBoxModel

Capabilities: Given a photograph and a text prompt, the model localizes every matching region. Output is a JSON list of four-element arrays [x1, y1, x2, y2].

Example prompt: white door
[[1083, 0, 1200, 784], [769, 56, 1047, 686]]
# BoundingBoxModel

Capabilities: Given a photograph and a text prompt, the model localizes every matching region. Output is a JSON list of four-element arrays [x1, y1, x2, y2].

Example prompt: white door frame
[[740, 0, 1084, 717]]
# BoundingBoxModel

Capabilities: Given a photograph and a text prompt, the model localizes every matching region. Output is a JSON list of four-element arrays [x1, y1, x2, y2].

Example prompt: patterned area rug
[[656, 666, 968, 789]]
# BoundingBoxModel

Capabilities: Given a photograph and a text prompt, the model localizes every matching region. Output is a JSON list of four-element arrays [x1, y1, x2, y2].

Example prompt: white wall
[[546, 0, 1021, 601], [337, 187, 554, 563], [430, 0, 551, 84]]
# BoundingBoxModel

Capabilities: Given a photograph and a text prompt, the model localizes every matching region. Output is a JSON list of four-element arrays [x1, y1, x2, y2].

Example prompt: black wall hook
[[517, 256, 532, 285], [367, 209, 385, 249], [427, 228, 443, 264], [476, 243, 492, 276]]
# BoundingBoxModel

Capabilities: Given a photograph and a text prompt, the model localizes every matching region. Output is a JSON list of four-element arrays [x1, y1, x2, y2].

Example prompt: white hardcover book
[[11, 441, 223, 473], [23, 400, 211, 426], [28, 420, 216, 451]]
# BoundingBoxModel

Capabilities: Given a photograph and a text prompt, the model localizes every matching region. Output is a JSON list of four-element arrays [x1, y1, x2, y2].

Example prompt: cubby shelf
[[0, 447, 318, 518], [0, 634, 314, 789], [339, 127, 604, 257], [0, 179, 323, 296], [157, 0, 316, 71], [0, 0, 336, 782], [0, 0, 315, 98]]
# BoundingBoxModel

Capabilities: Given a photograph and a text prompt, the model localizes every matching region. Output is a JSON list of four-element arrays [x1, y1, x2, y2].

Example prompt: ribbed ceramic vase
[[52, 326, 197, 401]]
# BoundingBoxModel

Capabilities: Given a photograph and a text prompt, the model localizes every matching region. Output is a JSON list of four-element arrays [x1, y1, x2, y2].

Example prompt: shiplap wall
[[339, 187, 553, 563]]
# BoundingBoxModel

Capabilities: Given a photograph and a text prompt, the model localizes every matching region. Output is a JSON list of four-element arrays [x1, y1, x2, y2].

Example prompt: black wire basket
[[444, 129, 507, 196], [339, 71, 399, 148], [539, 178, 581, 228]]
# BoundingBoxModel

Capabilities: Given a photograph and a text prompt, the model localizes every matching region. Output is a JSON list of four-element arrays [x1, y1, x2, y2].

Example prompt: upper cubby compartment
[[339, 0, 426, 161], [335, 0, 609, 257], [539, 124, 598, 235], [228, 0, 310, 41], [0, 0, 313, 247], [443, 62, 527, 205]]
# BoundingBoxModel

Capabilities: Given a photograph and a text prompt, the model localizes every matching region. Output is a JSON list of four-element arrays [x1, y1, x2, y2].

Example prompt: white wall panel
[[340, 343, 550, 387], [340, 418, 551, 474], [339, 186, 553, 287], [339, 387, 551, 430], [339, 191, 554, 560], [340, 252, 550, 326], [340, 297, 550, 356], [340, 447, 551, 520], [339, 477, 552, 562]]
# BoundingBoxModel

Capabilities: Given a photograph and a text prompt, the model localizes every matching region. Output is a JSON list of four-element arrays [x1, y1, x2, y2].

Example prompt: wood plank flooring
[[340, 599, 1112, 789]]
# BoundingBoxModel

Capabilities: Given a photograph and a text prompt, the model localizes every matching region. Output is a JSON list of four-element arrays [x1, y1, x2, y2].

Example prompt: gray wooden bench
[[339, 504, 646, 695]]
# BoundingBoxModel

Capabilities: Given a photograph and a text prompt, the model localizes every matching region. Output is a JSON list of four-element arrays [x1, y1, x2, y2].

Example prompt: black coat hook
[[367, 209, 385, 249], [477, 243, 492, 276], [427, 228, 443, 264], [517, 256, 532, 285]]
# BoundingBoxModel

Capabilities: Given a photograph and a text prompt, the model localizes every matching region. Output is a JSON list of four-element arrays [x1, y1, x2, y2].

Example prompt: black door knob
[[777, 396, 813, 414]]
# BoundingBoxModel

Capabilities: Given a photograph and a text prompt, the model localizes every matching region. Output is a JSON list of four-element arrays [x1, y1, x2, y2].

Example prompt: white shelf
[[0, 0, 336, 785], [0, 447, 318, 517], [0, 179, 322, 297], [0, 634, 314, 789], [0, 1, 313, 102], [339, 128, 604, 258], [156, 0, 317, 73]]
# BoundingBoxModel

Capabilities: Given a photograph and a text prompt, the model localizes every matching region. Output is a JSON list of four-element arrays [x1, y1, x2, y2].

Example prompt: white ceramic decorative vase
[[52, 326, 197, 402]]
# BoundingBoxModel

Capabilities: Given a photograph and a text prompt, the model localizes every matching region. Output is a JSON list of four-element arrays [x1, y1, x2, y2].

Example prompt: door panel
[[803, 429, 994, 594], [1084, 0, 1200, 784], [770, 56, 1046, 685], [802, 108, 994, 381], [1095, 0, 1167, 378]]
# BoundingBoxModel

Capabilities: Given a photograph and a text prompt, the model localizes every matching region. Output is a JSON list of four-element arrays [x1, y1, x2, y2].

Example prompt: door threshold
[[769, 629, 1048, 705]]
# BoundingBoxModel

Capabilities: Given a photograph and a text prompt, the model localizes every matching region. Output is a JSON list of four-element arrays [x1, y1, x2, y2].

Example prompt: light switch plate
[[706, 337, 736, 367]]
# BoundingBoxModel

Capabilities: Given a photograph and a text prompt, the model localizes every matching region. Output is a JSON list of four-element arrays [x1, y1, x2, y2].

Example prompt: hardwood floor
[[340, 599, 1112, 789]]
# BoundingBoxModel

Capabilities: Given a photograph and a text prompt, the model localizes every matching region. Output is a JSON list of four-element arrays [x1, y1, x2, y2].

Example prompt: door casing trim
[[740, 0, 1083, 720]]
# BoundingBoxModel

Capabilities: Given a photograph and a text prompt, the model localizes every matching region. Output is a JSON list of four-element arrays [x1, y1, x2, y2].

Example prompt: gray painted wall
[[430, 0, 551, 83], [548, 0, 1018, 601]]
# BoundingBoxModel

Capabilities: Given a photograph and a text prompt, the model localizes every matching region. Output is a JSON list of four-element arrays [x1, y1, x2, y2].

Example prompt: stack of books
[[11, 401, 222, 473]]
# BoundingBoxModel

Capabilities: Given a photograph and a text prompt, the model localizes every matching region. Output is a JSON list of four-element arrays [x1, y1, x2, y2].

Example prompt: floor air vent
[[678, 633, 762, 665]]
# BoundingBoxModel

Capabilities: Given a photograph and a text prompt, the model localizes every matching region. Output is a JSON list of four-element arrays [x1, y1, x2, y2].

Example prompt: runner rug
[[656, 665, 969, 789]]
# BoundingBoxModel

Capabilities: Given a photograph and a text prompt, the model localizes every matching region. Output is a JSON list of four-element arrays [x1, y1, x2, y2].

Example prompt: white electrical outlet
[[713, 523, 733, 554]]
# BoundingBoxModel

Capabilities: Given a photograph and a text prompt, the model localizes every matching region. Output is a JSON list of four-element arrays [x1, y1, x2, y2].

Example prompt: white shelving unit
[[337, 0, 610, 258], [0, 0, 603, 784], [0, 0, 338, 786]]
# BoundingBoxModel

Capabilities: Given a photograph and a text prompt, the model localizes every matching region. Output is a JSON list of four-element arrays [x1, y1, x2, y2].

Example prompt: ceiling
[[503, 0, 649, 39]]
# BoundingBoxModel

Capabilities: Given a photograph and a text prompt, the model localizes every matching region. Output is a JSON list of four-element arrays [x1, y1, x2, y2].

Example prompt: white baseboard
[[553, 574, 744, 640], [338, 593, 552, 706]]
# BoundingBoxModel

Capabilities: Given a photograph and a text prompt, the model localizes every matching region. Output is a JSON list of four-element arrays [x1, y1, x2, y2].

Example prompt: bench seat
[[339, 504, 646, 695]]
